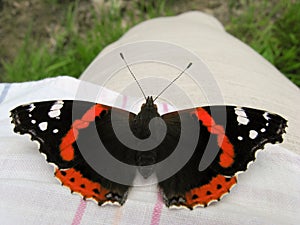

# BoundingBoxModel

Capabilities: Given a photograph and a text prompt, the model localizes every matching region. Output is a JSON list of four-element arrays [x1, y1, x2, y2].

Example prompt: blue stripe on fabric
[[0, 83, 12, 104]]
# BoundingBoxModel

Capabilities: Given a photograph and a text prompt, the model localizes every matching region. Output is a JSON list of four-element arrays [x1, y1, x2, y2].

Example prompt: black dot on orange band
[[80, 184, 85, 188], [217, 184, 222, 189], [60, 171, 67, 176], [206, 191, 212, 195], [70, 178, 75, 182], [192, 194, 198, 199], [225, 177, 231, 182], [93, 188, 100, 194]]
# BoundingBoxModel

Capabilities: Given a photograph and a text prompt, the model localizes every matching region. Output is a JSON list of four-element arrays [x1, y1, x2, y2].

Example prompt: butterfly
[[9, 54, 287, 209]]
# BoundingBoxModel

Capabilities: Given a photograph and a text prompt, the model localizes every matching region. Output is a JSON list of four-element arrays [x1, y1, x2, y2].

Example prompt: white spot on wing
[[39, 122, 48, 131], [238, 136, 243, 140], [31, 120, 36, 124], [261, 128, 266, 132], [263, 112, 270, 121], [237, 116, 250, 125], [50, 101, 64, 111], [48, 101, 64, 118], [53, 129, 59, 133], [249, 130, 258, 139], [28, 104, 35, 112], [234, 107, 249, 125], [48, 110, 61, 118]]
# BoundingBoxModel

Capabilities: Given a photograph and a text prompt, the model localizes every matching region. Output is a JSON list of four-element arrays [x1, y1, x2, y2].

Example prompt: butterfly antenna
[[120, 53, 147, 100], [153, 62, 192, 102]]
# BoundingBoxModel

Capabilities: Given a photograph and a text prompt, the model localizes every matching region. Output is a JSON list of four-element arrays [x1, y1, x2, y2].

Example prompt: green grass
[[2, 0, 173, 82], [2, 2, 125, 81], [2, 0, 300, 87], [226, 0, 300, 87]]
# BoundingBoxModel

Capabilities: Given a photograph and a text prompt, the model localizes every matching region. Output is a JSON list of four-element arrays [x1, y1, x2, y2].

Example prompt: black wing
[[10, 100, 137, 205], [157, 106, 287, 209]]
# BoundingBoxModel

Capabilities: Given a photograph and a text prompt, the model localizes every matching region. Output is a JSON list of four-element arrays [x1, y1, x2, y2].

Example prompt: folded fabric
[[1, 77, 299, 225]]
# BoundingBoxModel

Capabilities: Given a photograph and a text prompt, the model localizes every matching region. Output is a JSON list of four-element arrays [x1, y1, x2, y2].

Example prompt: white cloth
[[1, 11, 300, 225], [0, 77, 299, 225]]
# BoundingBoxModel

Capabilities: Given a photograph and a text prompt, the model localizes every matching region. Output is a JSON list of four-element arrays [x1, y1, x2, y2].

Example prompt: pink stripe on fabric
[[162, 103, 168, 113], [71, 199, 87, 225], [150, 193, 163, 225], [122, 95, 128, 109], [112, 208, 124, 225]]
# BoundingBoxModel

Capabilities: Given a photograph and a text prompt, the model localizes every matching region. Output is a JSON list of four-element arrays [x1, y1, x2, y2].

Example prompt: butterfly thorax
[[130, 96, 160, 139], [130, 96, 161, 178]]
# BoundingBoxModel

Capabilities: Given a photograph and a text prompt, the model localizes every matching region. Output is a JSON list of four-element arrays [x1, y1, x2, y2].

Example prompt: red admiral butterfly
[[10, 55, 287, 209]]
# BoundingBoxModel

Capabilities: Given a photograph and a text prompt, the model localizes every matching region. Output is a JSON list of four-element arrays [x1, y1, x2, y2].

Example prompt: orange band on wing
[[185, 175, 237, 208], [55, 168, 110, 203], [194, 108, 234, 168], [59, 104, 109, 161]]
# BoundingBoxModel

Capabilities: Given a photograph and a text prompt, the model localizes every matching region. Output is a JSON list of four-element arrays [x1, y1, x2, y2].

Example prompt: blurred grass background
[[0, 0, 299, 87]]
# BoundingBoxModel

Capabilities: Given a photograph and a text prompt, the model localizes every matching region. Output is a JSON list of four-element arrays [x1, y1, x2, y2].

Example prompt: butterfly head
[[141, 96, 157, 110], [139, 96, 159, 118]]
